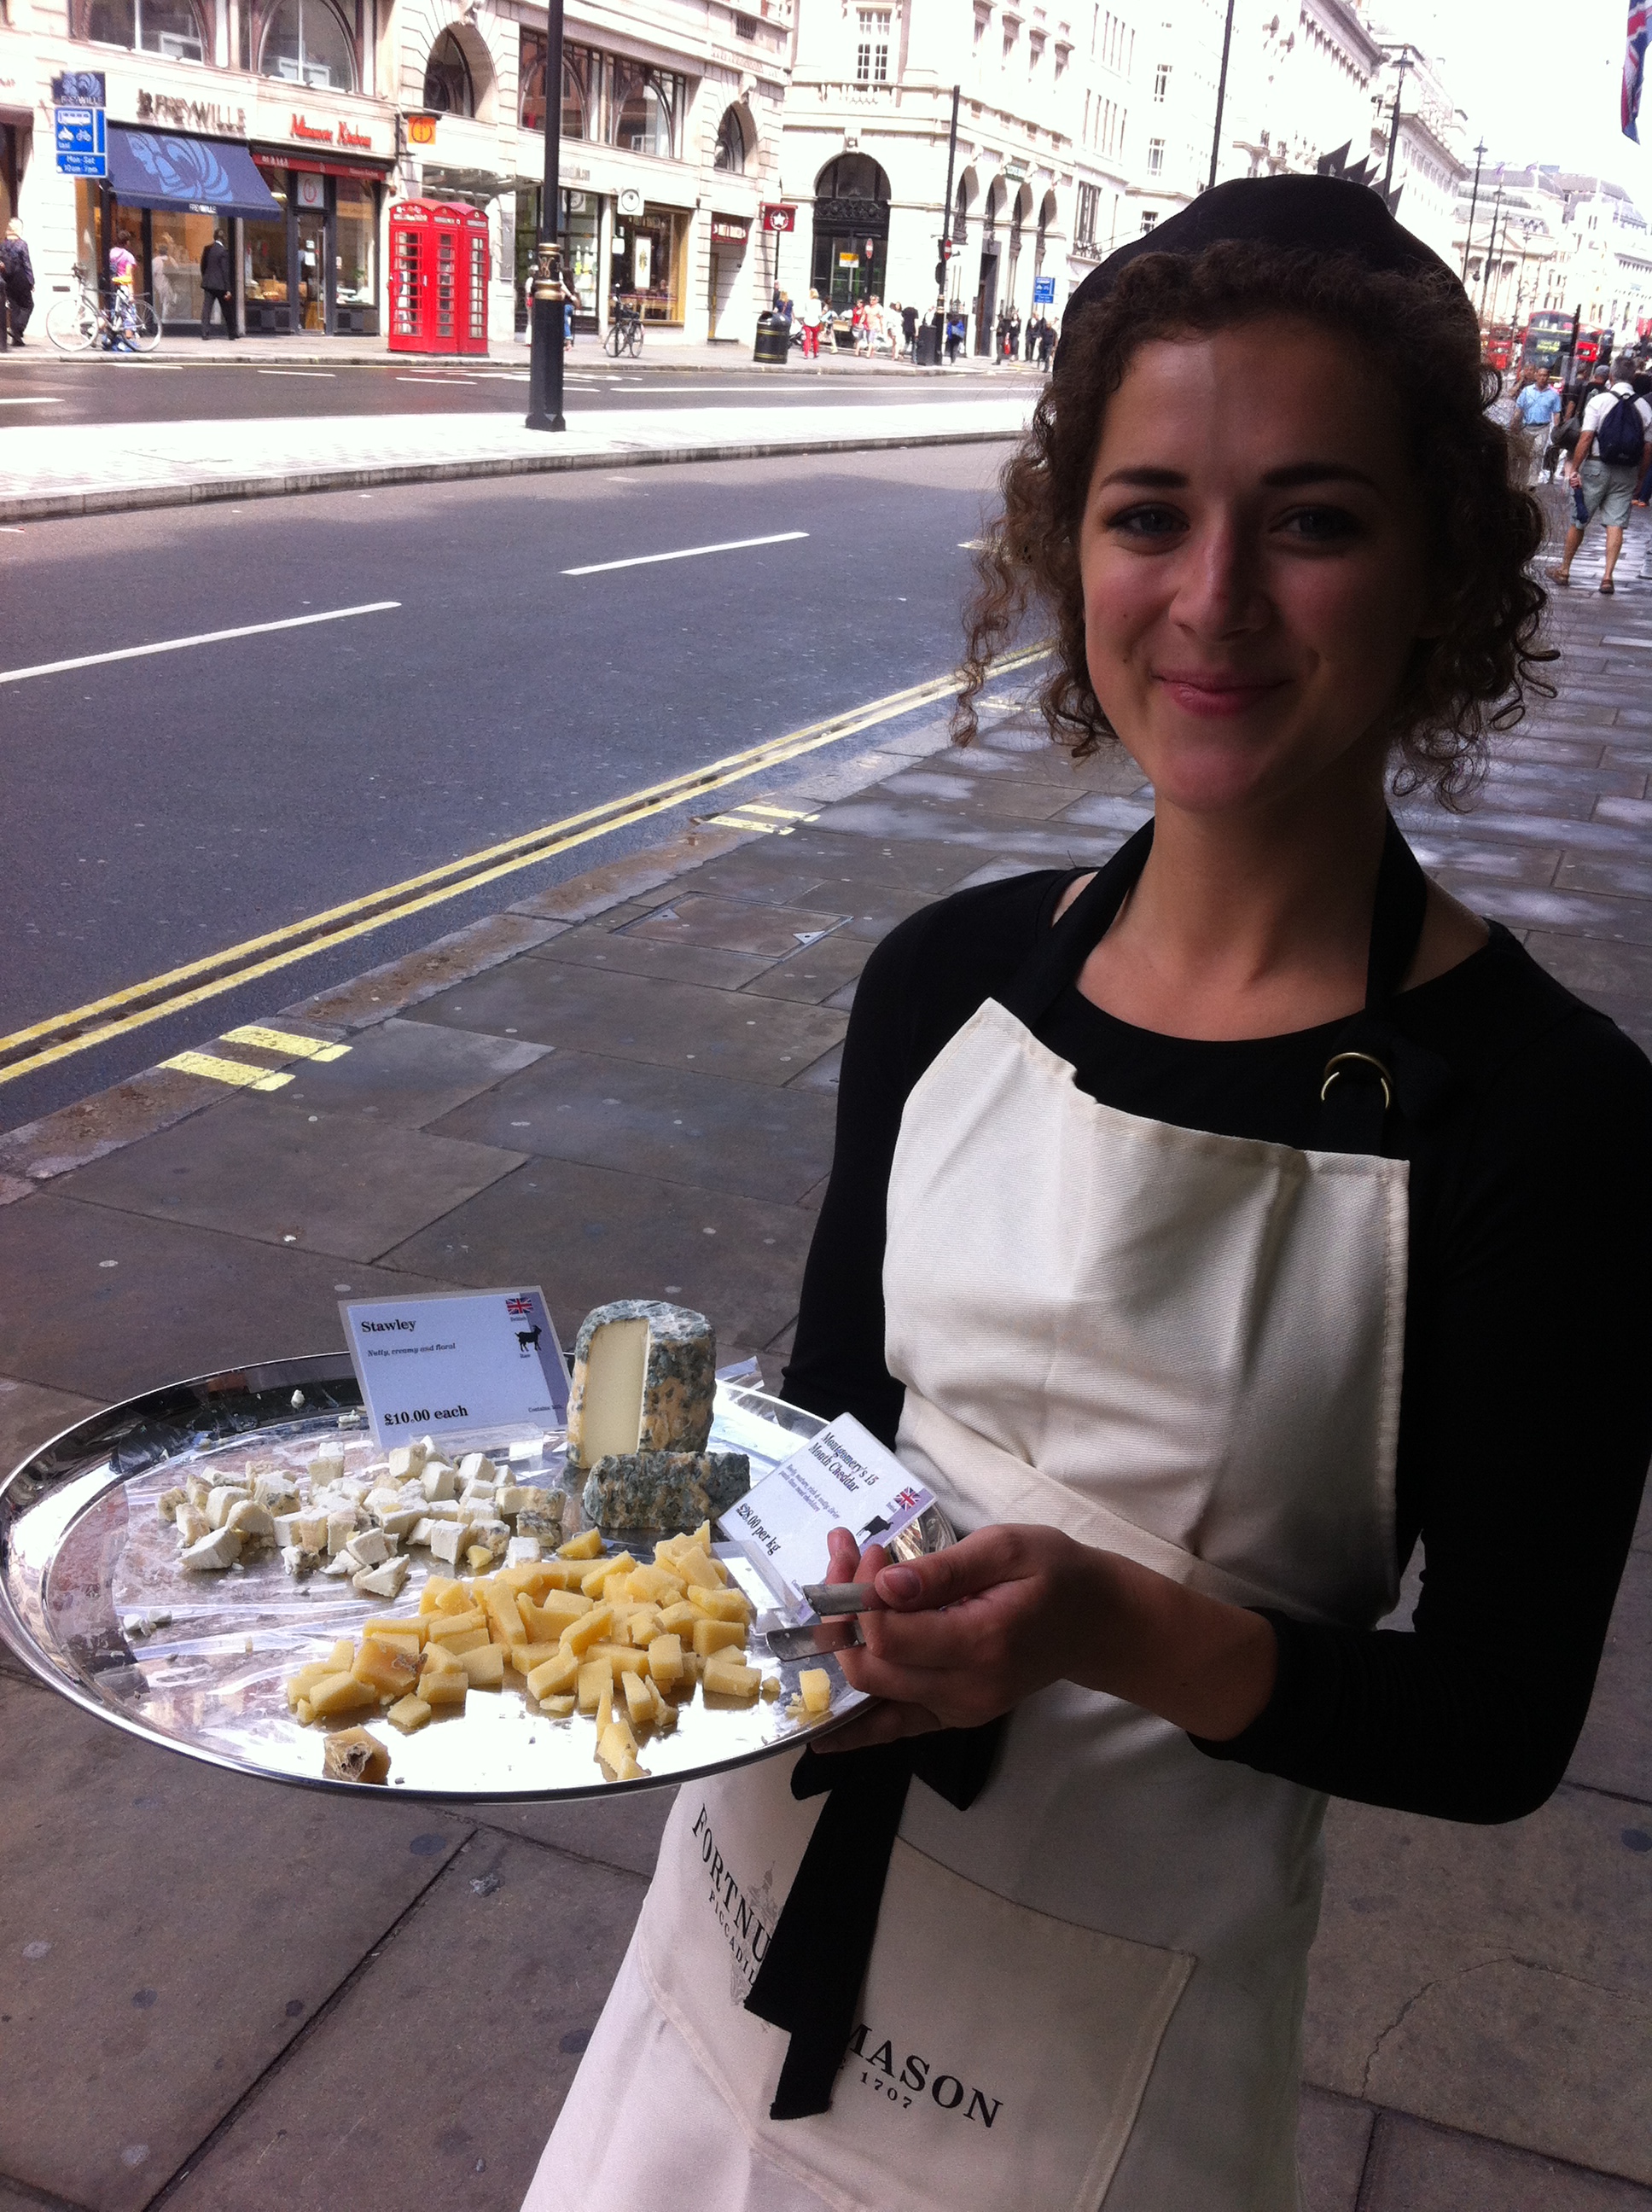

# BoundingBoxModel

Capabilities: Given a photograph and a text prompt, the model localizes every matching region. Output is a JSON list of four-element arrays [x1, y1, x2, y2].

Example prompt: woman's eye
[[1278, 505, 1362, 543], [1108, 504, 1186, 540]]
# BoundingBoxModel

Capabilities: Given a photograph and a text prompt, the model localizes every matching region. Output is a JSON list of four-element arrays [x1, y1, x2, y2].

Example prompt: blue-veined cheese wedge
[[566, 1300, 717, 1469]]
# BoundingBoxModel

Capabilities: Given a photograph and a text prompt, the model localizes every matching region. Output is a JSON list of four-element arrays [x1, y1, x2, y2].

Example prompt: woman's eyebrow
[[1094, 461, 1382, 492]]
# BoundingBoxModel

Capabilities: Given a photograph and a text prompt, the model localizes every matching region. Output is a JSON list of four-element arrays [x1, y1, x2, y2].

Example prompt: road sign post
[[54, 106, 106, 178]]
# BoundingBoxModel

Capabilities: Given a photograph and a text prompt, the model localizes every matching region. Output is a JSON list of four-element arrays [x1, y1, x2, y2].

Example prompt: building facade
[[777, 0, 1135, 352], [0, 0, 791, 344], [1456, 166, 1652, 350]]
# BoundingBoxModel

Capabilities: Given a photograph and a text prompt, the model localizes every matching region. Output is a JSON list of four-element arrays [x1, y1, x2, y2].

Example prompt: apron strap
[[744, 1721, 1004, 2120]]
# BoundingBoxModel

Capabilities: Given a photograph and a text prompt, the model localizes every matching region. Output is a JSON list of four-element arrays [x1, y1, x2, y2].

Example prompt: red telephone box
[[387, 201, 490, 355]]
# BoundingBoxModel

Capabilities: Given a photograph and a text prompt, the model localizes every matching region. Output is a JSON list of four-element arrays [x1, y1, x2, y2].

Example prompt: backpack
[[1596, 391, 1646, 466]]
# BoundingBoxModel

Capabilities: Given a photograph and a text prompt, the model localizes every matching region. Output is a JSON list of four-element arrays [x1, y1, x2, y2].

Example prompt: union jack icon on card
[[505, 1294, 535, 1317]]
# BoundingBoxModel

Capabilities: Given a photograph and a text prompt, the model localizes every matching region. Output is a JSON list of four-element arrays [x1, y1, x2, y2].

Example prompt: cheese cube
[[623, 1669, 655, 1727], [648, 1633, 683, 1689], [799, 1668, 833, 1716], [577, 1658, 610, 1714], [542, 1694, 577, 1717], [387, 1695, 432, 1733], [272, 1511, 307, 1548], [173, 1506, 211, 1550], [352, 1637, 421, 1697], [375, 1506, 425, 1540], [597, 1715, 639, 1773], [557, 1527, 603, 1562], [425, 1624, 487, 1656], [322, 1728, 391, 1784], [595, 1676, 614, 1739], [156, 1487, 187, 1524], [352, 1557, 410, 1601], [458, 1643, 506, 1688], [181, 1526, 243, 1572], [676, 1545, 724, 1592], [281, 1544, 319, 1578], [422, 1606, 486, 1639], [692, 1618, 747, 1659], [458, 1452, 497, 1487], [657, 1599, 700, 1636], [690, 1586, 752, 1625], [183, 1473, 213, 1509], [495, 1487, 533, 1519], [308, 1669, 376, 1717], [581, 1551, 635, 1598], [428, 1520, 475, 1568], [206, 1484, 251, 1530], [526, 1650, 581, 1701], [434, 1580, 474, 1615], [702, 1652, 762, 1701], [253, 1473, 300, 1512], [560, 1602, 614, 1658], [284, 1660, 333, 1709], [362, 1615, 425, 1645], [364, 1486, 403, 1519], [326, 1511, 358, 1557], [467, 1518, 510, 1565], [506, 1536, 542, 1565], [482, 1586, 528, 1646], [519, 1588, 593, 1641], [649, 1677, 678, 1728], [388, 1442, 429, 1482], [345, 1525, 390, 1569], [408, 1517, 439, 1549], [328, 1639, 358, 1669], [295, 1511, 329, 1551], [585, 1640, 651, 1680], [418, 1667, 468, 1708]]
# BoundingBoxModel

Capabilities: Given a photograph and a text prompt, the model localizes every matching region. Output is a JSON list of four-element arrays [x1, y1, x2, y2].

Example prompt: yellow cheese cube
[[458, 1644, 506, 1688], [647, 1633, 683, 1689], [465, 1544, 493, 1574], [649, 1677, 678, 1729], [692, 1618, 747, 1659], [674, 1545, 722, 1592], [560, 1602, 614, 1658], [543, 1693, 577, 1717], [582, 1550, 635, 1598], [703, 1652, 762, 1701], [598, 1716, 638, 1774], [497, 1561, 559, 1598], [761, 1674, 781, 1702], [424, 1606, 485, 1642], [595, 1675, 614, 1738], [435, 1580, 475, 1615], [511, 1642, 564, 1674], [418, 1667, 468, 1708], [308, 1669, 376, 1718], [615, 1753, 649, 1782], [418, 1580, 449, 1615], [419, 1635, 464, 1672], [799, 1668, 833, 1716], [387, 1694, 433, 1733], [625, 1563, 685, 1604], [362, 1615, 427, 1645], [352, 1638, 421, 1698], [433, 1624, 489, 1656], [295, 1699, 314, 1725], [690, 1586, 753, 1625], [322, 1727, 392, 1784], [576, 1658, 610, 1714], [625, 1604, 666, 1648], [284, 1660, 332, 1710], [623, 1669, 655, 1727], [526, 1649, 581, 1701], [328, 1639, 357, 1671], [558, 1527, 604, 1561], [518, 1588, 592, 1640], [485, 1587, 529, 1646], [657, 1599, 700, 1635], [585, 1640, 651, 1680]]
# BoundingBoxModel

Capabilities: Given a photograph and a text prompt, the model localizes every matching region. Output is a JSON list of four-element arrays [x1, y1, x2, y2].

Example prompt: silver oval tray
[[0, 1354, 951, 1800]]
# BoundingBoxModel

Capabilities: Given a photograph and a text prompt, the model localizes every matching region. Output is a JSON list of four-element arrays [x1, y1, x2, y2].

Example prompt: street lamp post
[[937, 81, 960, 342], [1382, 49, 1411, 198], [1459, 138, 1486, 282], [1207, 0, 1238, 192], [525, 0, 567, 433], [1476, 178, 1504, 328]]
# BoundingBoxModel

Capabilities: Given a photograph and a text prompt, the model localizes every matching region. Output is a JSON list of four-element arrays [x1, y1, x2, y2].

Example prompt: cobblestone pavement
[[1, 533, 1649, 2210]]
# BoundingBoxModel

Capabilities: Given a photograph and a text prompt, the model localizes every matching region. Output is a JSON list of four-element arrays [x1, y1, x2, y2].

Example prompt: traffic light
[[936, 261, 946, 286]]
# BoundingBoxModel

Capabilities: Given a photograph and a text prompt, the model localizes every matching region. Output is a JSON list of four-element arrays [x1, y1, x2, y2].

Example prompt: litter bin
[[753, 312, 790, 366], [915, 322, 939, 367]]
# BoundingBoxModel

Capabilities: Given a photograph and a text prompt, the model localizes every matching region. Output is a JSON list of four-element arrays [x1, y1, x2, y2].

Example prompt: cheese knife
[[765, 1581, 884, 1662]]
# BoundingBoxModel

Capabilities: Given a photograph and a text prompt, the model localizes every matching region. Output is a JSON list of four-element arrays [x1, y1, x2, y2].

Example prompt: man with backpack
[[1549, 356, 1652, 594]]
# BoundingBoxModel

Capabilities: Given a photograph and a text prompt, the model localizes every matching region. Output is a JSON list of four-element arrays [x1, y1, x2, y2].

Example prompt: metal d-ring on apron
[[744, 814, 1435, 2117]]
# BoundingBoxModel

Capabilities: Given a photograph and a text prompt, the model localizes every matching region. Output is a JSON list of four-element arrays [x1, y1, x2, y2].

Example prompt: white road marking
[[562, 531, 808, 577], [0, 601, 401, 687], [396, 375, 477, 383], [258, 368, 335, 378], [0, 396, 64, 405], [1602, 633, 1652, 649]]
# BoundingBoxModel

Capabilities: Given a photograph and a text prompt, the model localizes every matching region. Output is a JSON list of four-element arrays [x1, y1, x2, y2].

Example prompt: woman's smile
[[1151, 667, 1293, 717]]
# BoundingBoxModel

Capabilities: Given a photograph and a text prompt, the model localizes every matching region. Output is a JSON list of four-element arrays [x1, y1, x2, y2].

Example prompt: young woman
[[525, 176, 1652, 2212]]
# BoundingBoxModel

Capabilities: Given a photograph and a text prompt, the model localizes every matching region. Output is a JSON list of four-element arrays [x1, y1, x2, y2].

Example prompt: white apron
[[527, 827, 1419, 2212]]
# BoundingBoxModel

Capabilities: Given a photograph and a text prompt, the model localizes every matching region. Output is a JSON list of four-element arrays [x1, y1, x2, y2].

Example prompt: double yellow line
[[0, 645, 1050, 1091]]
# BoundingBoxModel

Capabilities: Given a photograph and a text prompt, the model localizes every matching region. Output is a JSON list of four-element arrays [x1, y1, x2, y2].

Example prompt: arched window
[[423, 28, 474, 116], [953, 178, 969, 242], [519, 34, 595, 137], [713, 107, 746, 173], [815, 152, 890, 203], [260, 0, 355, 90], [611, 61, 683, 157], [79, 0, 207, 60]]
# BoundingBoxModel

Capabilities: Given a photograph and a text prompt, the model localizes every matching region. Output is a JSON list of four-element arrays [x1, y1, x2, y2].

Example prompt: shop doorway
[[810, 152, 890, 311], [294, 174, 327, 330], [974, 247, 998, 355]]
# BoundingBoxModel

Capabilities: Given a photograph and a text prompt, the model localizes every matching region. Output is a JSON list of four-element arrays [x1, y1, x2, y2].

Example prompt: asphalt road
[[0, 441, 1022, 1130], [0, 352, 1038, 427]]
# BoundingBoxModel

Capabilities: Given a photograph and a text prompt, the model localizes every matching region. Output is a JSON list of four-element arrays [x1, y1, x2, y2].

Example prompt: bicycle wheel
[[46, 294, 98, 353], [130, 299, 162, 352], [625, 321, 643, 357], [604, 323, 625, 358]]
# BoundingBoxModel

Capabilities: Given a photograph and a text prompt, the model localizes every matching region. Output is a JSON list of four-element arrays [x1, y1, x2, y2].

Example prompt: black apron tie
[[744, 1721, 1003, 2119]]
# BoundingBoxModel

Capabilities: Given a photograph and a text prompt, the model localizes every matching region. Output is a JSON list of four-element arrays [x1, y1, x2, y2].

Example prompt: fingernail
[[879, 1565, 921, 1602]]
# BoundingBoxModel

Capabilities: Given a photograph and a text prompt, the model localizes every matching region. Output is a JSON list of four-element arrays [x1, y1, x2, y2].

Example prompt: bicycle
[[604, 298, 643, 358], [47, 265, 161, 354]]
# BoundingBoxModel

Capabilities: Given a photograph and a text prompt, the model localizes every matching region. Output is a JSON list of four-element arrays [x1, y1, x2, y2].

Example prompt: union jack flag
[[505, 1294, 535, 1317], [1626, 0, 1649, 142]]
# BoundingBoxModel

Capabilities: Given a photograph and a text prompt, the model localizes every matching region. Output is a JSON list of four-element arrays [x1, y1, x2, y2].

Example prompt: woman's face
[[1077, 316, 1436, 820]]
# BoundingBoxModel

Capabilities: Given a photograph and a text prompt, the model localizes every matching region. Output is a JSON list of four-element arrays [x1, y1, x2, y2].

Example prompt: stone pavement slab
[[1360, 2112, 1652, 2209], [159, 1831, 646, 2212], [0, 1672, 469, 2212], [274, 1018, 551, 1128], [1298, 2086, 1374, 2212]]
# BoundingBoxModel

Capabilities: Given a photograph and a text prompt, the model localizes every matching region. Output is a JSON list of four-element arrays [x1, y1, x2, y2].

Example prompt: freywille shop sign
[[136, 88, 247, 134]]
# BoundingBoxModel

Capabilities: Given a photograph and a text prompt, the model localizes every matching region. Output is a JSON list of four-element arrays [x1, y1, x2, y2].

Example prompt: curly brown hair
[[955, 239, 1555, 806]]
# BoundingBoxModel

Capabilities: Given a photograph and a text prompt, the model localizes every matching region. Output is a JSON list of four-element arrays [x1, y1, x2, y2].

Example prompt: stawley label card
[[718, 1412, 934, 1610], [340, 1287, 569, 1444]]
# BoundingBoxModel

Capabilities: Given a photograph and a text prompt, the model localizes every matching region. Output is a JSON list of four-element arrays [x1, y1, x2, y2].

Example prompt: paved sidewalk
[[2, 550, 1649, 2210], [0, 393, 1032, 525]]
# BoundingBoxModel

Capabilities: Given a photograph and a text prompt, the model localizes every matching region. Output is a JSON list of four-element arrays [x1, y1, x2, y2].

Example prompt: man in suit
[[200, 231, 236, 340]]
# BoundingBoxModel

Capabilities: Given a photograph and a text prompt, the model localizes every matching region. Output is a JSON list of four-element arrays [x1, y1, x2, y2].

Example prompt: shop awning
[[107, 127, 282, 218]]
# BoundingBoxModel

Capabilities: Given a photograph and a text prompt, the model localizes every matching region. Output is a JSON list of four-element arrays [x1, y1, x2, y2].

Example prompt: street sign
[[761, 204, 796, 232], [51, 69, 105, 105], [1033, 275, 1056, 304], [54, 106, 106, 178]]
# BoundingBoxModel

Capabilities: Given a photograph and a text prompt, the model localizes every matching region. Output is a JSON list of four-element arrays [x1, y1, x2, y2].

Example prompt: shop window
[[243, 173, 289, 323], [610, 61, 682, 158], [259, 0, 356, 91], [713, 107, 746, 174], [335, 177, 377, 306], [520, 32, 598, 139], [613, 203, 687, 321], [423, 28, 474, 116], [77, 0, 208, 59]]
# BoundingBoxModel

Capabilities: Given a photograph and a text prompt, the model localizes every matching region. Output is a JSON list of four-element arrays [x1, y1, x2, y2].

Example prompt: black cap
[[1065, 175, 1461, 325]]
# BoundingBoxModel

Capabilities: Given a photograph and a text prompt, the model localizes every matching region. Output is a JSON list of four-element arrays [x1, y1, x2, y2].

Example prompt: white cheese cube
[[306, 1444, 346, 1481], [206, 1484, 251, 1530], [364, 1486, 404, 1519], [156, 1487, 187, 1525], [387, 1443, 424, 1481], [506, 1535, 543, 1565], [174, 1504, 211, 1547], [344, 1527, 390, 1569], [466, 1517, 510, 1565], [183, 1473, 213, 1509], [352, 1557, 410, 1600], [224, 1499, 276, 1545], [428, 1520, 474, 1567], [272, 1511, 305, 1548], [420, 1460, 457, 1501], [458, 1452, 498, 1487], [322, 1552, 356, 1578], [325, 1511, 359, 1557], [494, 1486, 534, 1518], [375, 1506, 424, 1540], [181, 1526, 243, 1572], [253, 1473, 300, 1511], [295, 1511, 329, 1551], [408, 1517, 438, 1548], [458, 1481, 496, 1513], [281, 1544, 319, 1578]]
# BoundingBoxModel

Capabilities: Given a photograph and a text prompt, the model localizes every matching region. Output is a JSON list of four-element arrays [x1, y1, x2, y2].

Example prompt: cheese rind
[[580, 1449, 750, 1534], [565, 1301, 716, 1468]]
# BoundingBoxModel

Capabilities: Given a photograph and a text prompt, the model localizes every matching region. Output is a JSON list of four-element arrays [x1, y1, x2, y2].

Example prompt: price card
[[718, 1412, 934, 1610], [340, 1287, 568, 1444]]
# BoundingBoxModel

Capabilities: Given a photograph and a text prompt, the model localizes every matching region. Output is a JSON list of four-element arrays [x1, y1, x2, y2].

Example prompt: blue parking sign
[[55, 107, 107, 178], [1032, 276, 1056, 305]]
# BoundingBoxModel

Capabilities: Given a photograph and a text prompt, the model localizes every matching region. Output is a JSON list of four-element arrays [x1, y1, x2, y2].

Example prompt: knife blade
[[800, 1580, 884, 1616]]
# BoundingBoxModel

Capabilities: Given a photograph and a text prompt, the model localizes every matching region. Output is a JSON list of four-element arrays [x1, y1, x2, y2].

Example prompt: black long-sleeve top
[[781, 869, 1652, 1824]]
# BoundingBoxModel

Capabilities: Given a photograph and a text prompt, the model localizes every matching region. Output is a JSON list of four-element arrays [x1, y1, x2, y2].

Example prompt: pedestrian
[[199, 228, 235, 341], [1513, 365, 1560, 478], [1005, 306, 1021, 360], [901, 299, 918, 358], [107, 233, 139, 351], [2, 218, 34, 346], [800, 286, 823, 359], [1548, 352, 1652, 594], [945, 304, 965, 364], [852, 294, 870, 355], [994, 306, 1009, 359], [518, 169, 1652, 2212], [1038, 313, 1055, 370]]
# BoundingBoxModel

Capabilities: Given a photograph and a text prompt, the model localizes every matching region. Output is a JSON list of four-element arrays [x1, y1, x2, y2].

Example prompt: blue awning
[[108, 127, 281, 219]]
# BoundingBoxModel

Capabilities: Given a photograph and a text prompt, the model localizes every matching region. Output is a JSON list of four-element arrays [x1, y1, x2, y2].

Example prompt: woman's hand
[[812, 1523, 1279, 1754]]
